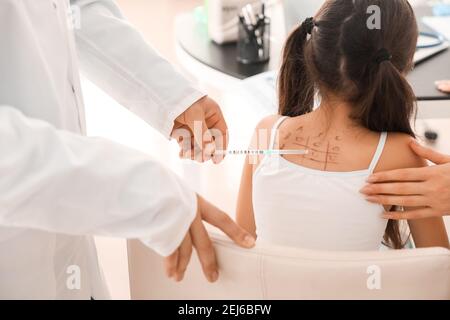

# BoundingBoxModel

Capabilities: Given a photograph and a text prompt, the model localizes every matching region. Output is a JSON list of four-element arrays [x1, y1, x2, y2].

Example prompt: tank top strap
[[368, 132, 388, 173], [269, 116, 289, 150]]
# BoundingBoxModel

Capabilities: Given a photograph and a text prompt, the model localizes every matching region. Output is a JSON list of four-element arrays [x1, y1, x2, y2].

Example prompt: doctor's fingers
[[174, 233, 193, 282], [360, 182, 426, 196], [187, 118, 216, 163], [190, 215, 219, 283], [178, 138, 212, 162], [180, 102, 214, 159], [187, 98, 228, 163], [210, 128, 227, 164], [436, 80, 450, 93], [206, 109, 229, 164], [198, 196, 256, 249], [367, 166, 429, 183], [164, 249, 179, 279], [365, 195, 427, 207], [382, 208, 443, 220], [410, 141, 450, 165]]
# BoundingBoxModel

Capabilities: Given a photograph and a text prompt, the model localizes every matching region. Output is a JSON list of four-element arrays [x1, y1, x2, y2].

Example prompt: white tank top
[[253, 117, 389, 251]]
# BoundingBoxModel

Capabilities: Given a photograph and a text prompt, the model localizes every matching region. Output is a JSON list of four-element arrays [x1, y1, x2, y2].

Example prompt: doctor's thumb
[[208, 212, 256, 249], [198, 197, 255, 248], [224, 222, 256, 249], [410, 140, 450, 165]]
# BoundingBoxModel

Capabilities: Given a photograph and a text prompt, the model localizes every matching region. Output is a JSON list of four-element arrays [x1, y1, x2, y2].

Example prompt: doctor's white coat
[[0, 0, 204, 299]]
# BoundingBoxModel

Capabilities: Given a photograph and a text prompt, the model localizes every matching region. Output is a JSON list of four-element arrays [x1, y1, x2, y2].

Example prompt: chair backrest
[[127, 234, 450, 300]]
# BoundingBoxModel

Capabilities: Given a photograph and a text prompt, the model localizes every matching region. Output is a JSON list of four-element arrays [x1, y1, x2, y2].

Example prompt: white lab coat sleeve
[[0, 106, 196, 257], [72, 0, 205, 138]]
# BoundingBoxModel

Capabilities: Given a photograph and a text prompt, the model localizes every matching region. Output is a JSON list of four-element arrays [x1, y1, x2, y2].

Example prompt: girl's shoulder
[[376, 132, 427, 173], [250, 115, 284, 153], [254, 115, 285, 131], [254, 114, 309, 137]]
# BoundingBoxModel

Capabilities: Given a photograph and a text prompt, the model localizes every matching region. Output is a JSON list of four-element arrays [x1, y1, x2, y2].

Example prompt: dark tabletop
[[177, 5, 450, 101]]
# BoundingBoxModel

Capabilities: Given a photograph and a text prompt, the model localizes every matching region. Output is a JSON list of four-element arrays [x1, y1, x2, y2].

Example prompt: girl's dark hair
[[278, 0, 419, 249]]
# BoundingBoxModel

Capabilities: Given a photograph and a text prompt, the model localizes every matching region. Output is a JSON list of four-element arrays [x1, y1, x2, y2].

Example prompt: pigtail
[[278, 19, 315, 117], [353, 55, 417, 137]]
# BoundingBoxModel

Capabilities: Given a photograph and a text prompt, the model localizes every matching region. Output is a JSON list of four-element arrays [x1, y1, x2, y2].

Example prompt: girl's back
[[252, 117, 387, 250], [252, 113, 401, 250], [238, 112, 448, 251], [236, 0, 448, 250]]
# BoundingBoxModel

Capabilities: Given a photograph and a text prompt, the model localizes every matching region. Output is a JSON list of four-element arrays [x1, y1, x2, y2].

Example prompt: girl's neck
[[313, 96, 361, 132]]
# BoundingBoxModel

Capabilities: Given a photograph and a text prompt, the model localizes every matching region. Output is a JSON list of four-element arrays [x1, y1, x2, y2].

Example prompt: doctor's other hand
[[361, 141, 450, 219], [171, 96, 228, 164], [436, 80, 450, 93], [164, 195, 255, 283]]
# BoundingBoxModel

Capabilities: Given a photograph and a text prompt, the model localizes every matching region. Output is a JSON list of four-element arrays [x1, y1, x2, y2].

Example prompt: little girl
[[236, 0, 449, 250]]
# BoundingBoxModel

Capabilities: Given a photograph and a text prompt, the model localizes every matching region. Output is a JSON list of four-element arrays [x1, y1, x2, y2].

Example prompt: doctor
[[0, 0, 254, 299]]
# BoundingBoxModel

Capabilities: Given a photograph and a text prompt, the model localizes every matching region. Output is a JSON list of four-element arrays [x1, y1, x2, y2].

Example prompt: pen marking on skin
[[332, 146, 340, 152], [290, 133, 343, 167], [292, 143, 339, 155], [324, 141, 331, 170], [313, 142, 322, 148], [328, 154, 338, 162], [302, 157, 338, 165]]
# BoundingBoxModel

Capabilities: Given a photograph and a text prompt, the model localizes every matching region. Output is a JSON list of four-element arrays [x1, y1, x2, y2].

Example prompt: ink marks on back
[[288, 131, 342, 170]]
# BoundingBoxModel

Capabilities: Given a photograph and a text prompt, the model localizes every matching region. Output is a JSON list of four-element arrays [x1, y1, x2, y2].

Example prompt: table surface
[[177, 5, 450, 101]]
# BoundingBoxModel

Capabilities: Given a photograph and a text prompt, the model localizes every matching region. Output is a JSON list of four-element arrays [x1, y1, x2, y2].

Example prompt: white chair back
[[127, 234, 450, 300]]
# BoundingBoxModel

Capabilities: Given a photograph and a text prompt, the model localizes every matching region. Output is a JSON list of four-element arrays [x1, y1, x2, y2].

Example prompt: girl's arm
[[236, 156, 257, 238], [236, 115, 281, 238], [408, 217, 449, 248]]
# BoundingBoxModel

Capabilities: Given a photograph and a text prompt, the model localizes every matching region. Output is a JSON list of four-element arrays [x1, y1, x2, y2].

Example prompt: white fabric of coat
[[0, 0, 204, 299]]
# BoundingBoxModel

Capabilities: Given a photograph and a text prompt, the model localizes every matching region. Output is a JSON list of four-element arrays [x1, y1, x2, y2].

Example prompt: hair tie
[[302, 17, 315, 35], [374, 48, 392, 64]]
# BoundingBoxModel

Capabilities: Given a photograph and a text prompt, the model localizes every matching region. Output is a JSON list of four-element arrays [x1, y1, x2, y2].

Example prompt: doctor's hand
[[164, 195, 255, 283], [171, 96, 228, 164], [436, 80, 450, 93], [361, 141, 450, 220]]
